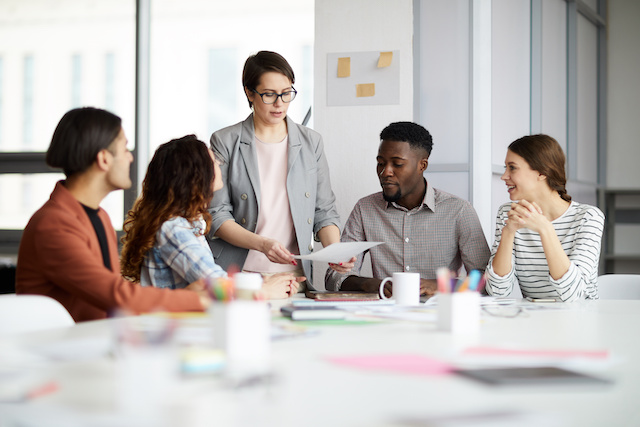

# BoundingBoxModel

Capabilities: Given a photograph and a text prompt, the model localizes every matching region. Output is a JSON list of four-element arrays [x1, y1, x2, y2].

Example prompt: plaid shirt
[[141, 217, 226, 289], [325, 183, 490, 291]]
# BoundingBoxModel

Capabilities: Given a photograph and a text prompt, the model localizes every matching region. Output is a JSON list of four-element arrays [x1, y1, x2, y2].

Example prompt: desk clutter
[[0, 291, 632, 427]]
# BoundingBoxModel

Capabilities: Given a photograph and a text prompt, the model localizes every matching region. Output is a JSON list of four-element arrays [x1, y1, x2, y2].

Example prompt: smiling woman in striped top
[[485, 134, 605, 301]]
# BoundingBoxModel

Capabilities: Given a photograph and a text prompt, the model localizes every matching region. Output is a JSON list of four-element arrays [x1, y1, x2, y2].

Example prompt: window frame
[[0, 0, 149, 256]]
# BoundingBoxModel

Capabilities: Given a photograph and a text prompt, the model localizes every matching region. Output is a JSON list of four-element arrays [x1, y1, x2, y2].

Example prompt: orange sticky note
[[337, 57, 350, 77], [377, 51, 393, 68], [356, 83, 375, 97]]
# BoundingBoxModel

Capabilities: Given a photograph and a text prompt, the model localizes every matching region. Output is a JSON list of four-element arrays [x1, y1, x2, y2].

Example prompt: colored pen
[[436, 267, 450, 293], [467, 270, 482, 291], [476, 275, 487, 293], [0, 381, 60, 403], [457, 277, 470, 292]]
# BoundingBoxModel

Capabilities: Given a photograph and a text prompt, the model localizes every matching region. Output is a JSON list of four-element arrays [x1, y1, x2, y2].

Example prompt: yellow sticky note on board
[[356, 83, 375, 98], [377, 51, 393, 68], [337, 57, 351, 77]]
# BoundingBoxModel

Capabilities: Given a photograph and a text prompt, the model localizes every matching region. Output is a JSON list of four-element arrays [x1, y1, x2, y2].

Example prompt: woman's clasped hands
[[505, 199, 550, 233]]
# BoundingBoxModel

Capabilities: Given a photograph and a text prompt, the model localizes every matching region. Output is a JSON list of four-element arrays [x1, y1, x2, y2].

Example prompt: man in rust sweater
[[17, 107, 209, 322]]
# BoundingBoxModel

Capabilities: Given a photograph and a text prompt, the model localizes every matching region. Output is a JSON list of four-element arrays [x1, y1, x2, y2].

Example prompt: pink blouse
[[243, 135, 298, 273]]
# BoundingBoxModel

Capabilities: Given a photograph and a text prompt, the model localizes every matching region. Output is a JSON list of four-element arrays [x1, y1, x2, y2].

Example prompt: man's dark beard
[[383, 189, 402, 203]]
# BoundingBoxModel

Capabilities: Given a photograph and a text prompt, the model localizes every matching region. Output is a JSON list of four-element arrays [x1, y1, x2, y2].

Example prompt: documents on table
[[327, 354, 453, 376], [293, 241, 384, 263]]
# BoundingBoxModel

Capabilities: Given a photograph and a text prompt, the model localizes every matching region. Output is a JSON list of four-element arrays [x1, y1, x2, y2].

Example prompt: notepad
[[280, 305, 347, 321], [305, 290, 380, 301]]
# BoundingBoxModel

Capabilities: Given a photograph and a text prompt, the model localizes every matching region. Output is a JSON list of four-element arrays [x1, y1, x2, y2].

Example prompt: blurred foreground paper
[[293, 241, 384, 263]]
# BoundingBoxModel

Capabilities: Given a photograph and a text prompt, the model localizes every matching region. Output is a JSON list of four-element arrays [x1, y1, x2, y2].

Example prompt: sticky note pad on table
[[377, 51, 393, 68], [180, 348, 225, 375], [337, 57, 350, 77], [356, 83, 375, 97]]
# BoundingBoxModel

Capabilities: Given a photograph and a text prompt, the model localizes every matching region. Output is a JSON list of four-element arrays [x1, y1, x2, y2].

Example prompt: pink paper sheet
[[462, 347, 610, 359], [327, 354, 454, 376]]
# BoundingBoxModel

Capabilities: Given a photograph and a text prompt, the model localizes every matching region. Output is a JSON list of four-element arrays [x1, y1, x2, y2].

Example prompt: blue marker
[[467, 270, 482, 291]]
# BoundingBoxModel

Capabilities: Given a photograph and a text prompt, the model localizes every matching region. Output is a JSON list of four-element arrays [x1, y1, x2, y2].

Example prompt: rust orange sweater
[[16, 182, 203, 322]]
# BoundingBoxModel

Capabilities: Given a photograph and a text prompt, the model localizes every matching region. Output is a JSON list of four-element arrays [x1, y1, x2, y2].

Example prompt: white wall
[[414, 0, 472, 208], [314, 0, 414, 223], [606, 0, 640, 265], [313, 0, 414, 288], [310, 0, 638, 285], [490, 0, 531, 230], [607, 0, 640, 188]]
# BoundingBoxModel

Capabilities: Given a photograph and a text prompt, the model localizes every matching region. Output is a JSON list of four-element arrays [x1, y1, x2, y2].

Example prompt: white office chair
[[0, 294, 75, 335], [597, 274, 640, 300]]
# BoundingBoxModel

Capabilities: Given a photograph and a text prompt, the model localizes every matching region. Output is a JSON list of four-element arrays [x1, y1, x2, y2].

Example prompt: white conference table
[[1, 298, 640, 427]]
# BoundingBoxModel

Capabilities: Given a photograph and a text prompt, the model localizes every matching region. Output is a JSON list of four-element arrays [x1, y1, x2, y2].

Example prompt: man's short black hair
[[379, 121, 433, 156], [46, 107, 122, 177]]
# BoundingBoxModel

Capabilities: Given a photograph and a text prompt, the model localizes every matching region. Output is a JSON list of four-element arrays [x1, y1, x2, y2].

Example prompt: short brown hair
[[508, 134, 572, 202], [242, 51, 295, 108]]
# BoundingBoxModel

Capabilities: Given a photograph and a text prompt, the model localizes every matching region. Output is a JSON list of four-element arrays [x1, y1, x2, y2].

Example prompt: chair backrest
[[0, 294, 75, 335], [597, 274, 640, 300]]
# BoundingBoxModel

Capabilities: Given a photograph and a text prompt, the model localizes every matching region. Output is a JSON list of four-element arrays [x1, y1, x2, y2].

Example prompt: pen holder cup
[[437, 292, 480, 334], [114, 316, 179, 417], [211, 300, 271, 375]]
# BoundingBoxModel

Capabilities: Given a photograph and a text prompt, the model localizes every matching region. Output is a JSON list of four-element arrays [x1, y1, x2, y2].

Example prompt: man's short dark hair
[[46, 107, 122, 177], [380, 121, 433, 157]]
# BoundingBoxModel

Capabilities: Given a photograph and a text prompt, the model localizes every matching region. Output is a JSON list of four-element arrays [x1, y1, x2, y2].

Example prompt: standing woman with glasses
[[207, 51, 353, 295]]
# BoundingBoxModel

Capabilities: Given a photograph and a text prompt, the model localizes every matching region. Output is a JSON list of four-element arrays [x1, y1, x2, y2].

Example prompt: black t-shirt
[[81, 204, 111, 270]]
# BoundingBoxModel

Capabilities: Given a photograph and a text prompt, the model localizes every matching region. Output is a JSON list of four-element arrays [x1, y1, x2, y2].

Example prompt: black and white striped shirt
[[486, 201, 604, 301]]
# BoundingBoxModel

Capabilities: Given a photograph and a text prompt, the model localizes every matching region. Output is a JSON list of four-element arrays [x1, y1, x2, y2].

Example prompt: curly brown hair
[[120, 135, 215, 282]]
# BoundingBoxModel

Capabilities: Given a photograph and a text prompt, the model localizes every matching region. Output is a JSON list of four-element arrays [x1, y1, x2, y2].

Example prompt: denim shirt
[[141, 217, 226, 289]]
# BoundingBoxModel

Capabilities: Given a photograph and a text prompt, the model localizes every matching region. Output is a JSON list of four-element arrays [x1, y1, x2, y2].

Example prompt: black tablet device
[[456, 366, 611, 386]]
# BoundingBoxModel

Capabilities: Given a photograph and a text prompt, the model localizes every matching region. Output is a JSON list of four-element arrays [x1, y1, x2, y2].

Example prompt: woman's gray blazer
[[207, 114, 340, 287]]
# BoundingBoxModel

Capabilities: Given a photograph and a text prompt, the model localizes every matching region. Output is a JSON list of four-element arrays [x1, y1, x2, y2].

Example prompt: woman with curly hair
[[121, 135, 302, 298]]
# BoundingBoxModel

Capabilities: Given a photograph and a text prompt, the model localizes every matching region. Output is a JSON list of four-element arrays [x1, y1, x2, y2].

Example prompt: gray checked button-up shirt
[[325, 183, 490, 291]]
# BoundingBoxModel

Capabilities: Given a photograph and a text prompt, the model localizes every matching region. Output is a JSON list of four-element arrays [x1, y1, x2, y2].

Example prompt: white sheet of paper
[[293, 241, 384, 263]]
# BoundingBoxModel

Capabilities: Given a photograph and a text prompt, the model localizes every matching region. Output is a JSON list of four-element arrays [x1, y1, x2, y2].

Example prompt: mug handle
[[379, 277, 393, 300]]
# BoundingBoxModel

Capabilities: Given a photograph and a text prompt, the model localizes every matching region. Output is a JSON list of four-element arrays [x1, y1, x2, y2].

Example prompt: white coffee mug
[[379, 272, 420, 306], [233, 272, 263, 300], [233, 272, 263, 290]]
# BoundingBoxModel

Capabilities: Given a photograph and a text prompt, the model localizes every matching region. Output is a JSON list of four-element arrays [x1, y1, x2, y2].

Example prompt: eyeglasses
[[482, 306, 527, 318], [251, 87, 297, 105]]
